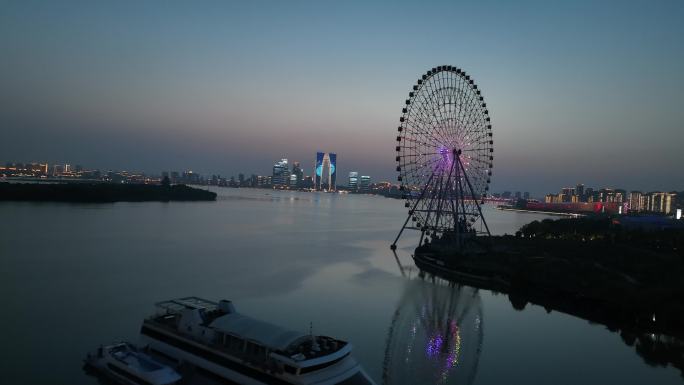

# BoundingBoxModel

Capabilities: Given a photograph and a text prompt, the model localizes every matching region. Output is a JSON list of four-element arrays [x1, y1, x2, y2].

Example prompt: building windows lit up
[[315, 152, 336, 191]]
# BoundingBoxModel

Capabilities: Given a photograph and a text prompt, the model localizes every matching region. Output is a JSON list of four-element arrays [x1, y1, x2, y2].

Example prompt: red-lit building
[[525, 201, 622, 214]]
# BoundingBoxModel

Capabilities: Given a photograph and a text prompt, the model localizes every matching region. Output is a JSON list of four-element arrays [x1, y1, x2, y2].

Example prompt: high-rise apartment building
[[628, 191, 644, 212], [359, 175, 371, 193], [576, 184, 585, 200], [272, 159, 290, 186], [561, 187, 575, 203], [647, 192, 676, 214], [291, 162, 304, 187], [348, 172, 359, 191]]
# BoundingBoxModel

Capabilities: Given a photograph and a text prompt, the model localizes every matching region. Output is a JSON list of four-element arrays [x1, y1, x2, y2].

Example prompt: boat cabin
[[147, 297, 352, 376]]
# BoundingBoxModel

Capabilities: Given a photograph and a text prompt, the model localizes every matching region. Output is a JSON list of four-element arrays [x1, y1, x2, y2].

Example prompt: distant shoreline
[[496, 206, 583, 217], [0, 182, 216, 203]]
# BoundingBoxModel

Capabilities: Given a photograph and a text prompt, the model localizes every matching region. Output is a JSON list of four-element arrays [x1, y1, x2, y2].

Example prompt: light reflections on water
[[383, 277, 483, 385]]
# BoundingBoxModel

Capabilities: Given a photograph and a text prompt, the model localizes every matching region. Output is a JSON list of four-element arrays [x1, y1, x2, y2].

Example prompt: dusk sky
[[1, 0, 682, 196]]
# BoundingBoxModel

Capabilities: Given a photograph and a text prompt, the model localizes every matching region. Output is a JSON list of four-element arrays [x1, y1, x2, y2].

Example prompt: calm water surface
[[1, 188, 681, 384]]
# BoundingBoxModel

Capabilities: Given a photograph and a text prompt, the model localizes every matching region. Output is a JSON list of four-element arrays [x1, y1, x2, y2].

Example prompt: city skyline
[[4, 157, 683, 200], [2, 1, 683, 196]]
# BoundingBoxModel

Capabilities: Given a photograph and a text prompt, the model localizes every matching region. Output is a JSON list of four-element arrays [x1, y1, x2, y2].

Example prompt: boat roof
[[209, 313, 308, 352], [155, 297, 218, 313]]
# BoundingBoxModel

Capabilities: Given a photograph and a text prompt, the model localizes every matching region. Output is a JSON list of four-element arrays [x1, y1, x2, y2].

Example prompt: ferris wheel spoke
[[422, 78, 456, 147], [403, 118, 452, 150], [410, 88, 453, 147], [414, 77, 453, 146]]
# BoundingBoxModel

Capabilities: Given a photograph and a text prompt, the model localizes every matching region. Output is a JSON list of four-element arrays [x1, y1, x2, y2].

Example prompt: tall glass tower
[[272, 158, 290, 186], [348, 171, 359, 191], [314, 152, 336, 191]]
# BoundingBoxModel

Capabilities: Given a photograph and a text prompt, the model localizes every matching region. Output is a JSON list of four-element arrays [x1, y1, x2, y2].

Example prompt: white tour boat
[[139, 297, 376, 385], [84, 342, 182, 385]]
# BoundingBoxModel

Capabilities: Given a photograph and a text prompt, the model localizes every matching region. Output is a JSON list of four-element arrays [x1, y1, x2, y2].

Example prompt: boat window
[[336, 372, 375, 385], [224, 334, 245, 351], [246, 341, 265, 356], [284, 365, 297, 375], [141, 326, 292, 385]]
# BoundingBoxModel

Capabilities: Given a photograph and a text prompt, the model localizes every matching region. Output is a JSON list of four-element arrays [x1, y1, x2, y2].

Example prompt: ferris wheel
[[391, 65, 493, 250]]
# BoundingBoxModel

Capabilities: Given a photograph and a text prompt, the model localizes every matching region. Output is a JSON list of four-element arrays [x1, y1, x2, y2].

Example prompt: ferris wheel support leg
[[391, 213, 413, 250], [457, 156, 491, 237], [390, 171, 437, 249]]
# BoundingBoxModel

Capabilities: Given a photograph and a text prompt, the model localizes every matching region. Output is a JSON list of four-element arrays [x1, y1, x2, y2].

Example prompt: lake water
[[1, 187, 681, 385]]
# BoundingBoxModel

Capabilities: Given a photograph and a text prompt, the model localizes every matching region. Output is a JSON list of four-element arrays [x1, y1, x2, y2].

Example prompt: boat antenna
[[310, 322, 320, 352]]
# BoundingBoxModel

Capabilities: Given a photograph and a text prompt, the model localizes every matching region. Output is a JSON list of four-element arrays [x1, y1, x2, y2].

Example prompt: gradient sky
[[1, 0, 682, 196]]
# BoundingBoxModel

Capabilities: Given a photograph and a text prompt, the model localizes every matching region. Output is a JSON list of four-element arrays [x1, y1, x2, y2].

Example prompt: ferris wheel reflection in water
[[382, 273, 483, 385]]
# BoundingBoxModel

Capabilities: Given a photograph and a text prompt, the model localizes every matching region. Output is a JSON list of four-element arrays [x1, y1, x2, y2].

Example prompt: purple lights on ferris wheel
[[437, 146, 453, 171], [425, 319, 461, 370]]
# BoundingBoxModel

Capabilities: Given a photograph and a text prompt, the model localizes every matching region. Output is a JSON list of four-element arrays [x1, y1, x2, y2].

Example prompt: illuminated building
[[576, 183, 585, 201], [561, 187, 575, 202], [526, 201, 622, 215], [256, 175, 271, 187], [182, 171, 201, 185], [628, 191, 644, 212], [595, 188, 626, 203], [291, 162, 303, 187], [348, 172, 359, 191], [359, 176, 371, 193], [647, 192, 676, 214], [272, 159, 290, 186], [314, 152, 336, 191], [301, 176, 314, 189], [52, 164, 64, 176]]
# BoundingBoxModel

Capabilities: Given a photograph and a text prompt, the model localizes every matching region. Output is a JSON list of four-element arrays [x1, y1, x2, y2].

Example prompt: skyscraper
[[291, 162, 304, 187], [561, 187, 575, 203], [348, 171, 359, 191], [272, 158, 290, 186], [575, 184, 585, 201], [314, 152, 336, 191], [359, 175, 371, 193]]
